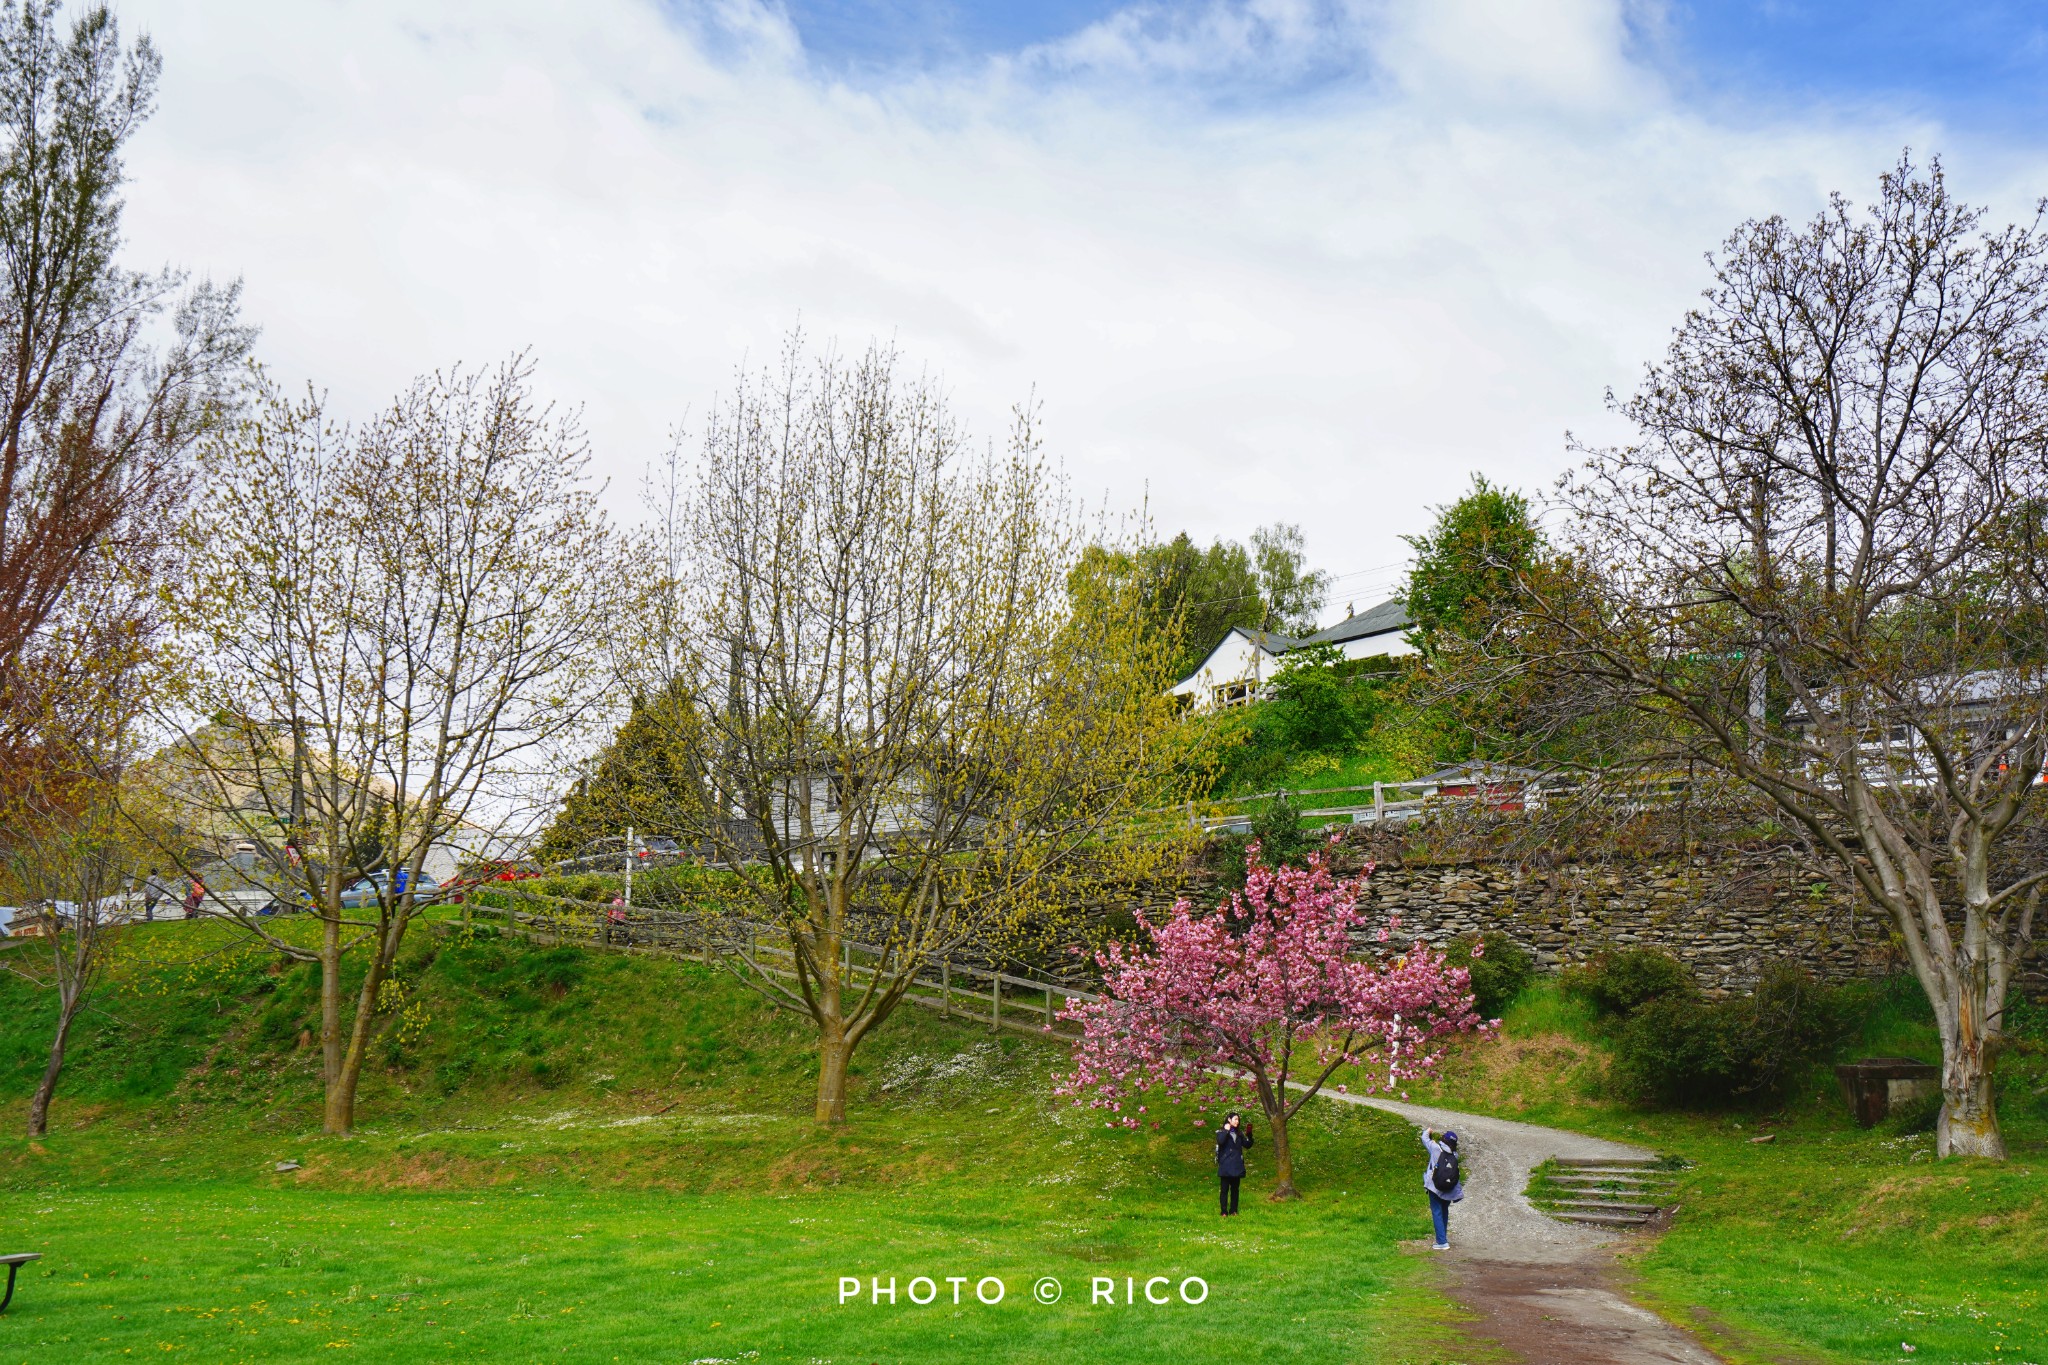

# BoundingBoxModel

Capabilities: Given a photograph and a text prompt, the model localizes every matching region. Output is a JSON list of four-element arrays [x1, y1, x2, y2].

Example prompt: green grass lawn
[[0, 1178, 1456, 1363], [8, 921, 2048, 1363], [1381, 981, 2048, 1365], [0, 923, 1465, 1363]]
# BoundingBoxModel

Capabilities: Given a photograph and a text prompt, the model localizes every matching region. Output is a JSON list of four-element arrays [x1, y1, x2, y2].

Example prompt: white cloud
[[113, 0, 2038, 614]]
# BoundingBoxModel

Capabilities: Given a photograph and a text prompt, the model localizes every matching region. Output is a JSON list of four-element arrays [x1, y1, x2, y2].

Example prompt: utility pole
[[1749, 659, 1767, 762]]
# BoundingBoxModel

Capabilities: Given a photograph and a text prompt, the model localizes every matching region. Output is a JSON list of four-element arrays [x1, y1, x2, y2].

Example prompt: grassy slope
[[1379, 982, 2048, 1365], [0, 923, 1469, 1364], [1205, 676, 1461, 800]]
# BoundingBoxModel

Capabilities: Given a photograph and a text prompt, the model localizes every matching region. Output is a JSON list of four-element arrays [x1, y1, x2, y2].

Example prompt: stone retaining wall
[[1172, 839, 2048, 999], [1355, 853, 1895, 995]]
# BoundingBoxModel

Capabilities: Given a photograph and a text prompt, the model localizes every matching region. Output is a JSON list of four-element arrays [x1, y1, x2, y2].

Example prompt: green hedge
[[1563, 948, 1854, 1109]]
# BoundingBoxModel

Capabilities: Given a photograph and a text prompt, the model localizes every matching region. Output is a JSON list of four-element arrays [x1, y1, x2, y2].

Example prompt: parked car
[[339, 871, 442, 909], [561, 835, 685, 872], [453, 858, 540, 884]]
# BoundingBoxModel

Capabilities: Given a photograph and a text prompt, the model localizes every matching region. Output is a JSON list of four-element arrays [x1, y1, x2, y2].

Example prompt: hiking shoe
[[1433, 1243, 1450, 1251]]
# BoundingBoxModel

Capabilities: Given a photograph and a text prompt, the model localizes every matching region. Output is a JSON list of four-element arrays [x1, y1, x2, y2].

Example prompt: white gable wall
[[1170, 619, 1417, 713], [1333, 630, 1417, 662], [1170, 629, 1285, 711]]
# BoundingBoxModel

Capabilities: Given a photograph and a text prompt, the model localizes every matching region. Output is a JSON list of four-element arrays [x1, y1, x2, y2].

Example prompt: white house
[[1169, 626, 1302, 710], [1169, 598, 1414, 713]]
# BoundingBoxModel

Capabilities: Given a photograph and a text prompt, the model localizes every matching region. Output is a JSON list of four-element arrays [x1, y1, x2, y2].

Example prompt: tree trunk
[[326, 927, 402, 1137], [809, 913, 854, 1124], [319, 912, 345, 1134], [1891, 831, 2012, 1160], [1935, 993, 2005, 1159], [1263, 1107, 1299, 1200], [26, 987, 84, 1138], [816, 1021, 852, 1124]]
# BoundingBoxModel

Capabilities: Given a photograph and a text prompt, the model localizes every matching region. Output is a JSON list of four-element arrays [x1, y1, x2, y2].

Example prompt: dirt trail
[[1324, 1092, 1724, 1364]]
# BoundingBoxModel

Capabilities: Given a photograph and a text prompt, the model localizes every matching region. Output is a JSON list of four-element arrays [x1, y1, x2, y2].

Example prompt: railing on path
[[1159, 771, 1697, 835], [1162, 776, 1490, 833], [457, 894, 1099, 1042]]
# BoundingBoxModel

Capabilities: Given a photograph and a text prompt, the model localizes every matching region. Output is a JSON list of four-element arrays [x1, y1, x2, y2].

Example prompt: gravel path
[[1315, 1089, 1726, 1364], [1339, 1093, 1648, 1263]]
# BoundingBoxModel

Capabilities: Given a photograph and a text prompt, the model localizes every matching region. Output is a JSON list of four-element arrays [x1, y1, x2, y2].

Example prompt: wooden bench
[[1, 1253, 40, 1313]]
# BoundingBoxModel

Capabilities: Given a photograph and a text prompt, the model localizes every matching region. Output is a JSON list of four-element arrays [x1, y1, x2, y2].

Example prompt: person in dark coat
[[1421, 1127, 1464, 1250], [1214, 1111, 1254, 1215]]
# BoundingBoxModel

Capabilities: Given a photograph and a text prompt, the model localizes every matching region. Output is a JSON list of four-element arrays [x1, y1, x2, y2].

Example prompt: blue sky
[[780, 0, 2048, 129], [776, 0, 1121, 66], [1668, 0, 2048, 130], [115, 0, 2048, 611]]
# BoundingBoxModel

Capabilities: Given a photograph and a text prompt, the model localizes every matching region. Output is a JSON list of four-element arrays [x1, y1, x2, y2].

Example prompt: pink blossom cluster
[[1054, 843, 1487, 1129]]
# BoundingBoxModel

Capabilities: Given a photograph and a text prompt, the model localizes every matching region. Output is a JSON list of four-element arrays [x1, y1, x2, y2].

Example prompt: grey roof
[[1236, 627, 1304, 653], [1298, 598, 1410, 647]]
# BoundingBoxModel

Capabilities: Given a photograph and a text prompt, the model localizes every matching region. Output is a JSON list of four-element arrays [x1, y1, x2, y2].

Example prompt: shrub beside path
[[1325, 1090, 1726, 1364]]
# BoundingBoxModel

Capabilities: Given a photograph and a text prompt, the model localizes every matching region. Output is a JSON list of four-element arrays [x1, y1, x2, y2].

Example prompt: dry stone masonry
[[1355, 852, 1893, 995], [1167, 834, 2048, 999]]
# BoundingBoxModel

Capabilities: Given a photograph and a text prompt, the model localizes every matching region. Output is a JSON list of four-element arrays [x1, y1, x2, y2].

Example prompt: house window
[[1213, 680, 1256, 709]]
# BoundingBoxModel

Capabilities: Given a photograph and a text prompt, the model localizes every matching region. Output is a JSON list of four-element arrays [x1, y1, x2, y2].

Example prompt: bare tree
[[0, 539, 163, 1136], [631, 337, 1198, 1123], [159, 359, 615, 1135], [0, 1, 247, 705], [1516, 156, 2048, 1158]]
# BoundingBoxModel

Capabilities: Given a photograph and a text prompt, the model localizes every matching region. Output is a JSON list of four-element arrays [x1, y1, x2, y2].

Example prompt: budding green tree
[[164, 359, 615, 1135], [628, 337, 1202, 1123]]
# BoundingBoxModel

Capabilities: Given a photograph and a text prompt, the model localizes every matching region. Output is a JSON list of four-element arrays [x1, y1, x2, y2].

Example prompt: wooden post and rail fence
[[417, 768, 1718, 1042], [452, 889, 1100, 1043]]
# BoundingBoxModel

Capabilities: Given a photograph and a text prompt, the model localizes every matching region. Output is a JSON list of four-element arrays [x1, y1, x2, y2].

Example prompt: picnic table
[[0, 1252, 39, 1312]]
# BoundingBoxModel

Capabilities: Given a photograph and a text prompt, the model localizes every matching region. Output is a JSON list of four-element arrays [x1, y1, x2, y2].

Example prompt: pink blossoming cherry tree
[[1057, 845, 1486, 1199]]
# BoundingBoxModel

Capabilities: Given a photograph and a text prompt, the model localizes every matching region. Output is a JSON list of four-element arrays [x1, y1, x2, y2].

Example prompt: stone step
[[1554, 1164, 1672, 1176], [1549, 1198, 1662, 1213], [1552, 1157, 1662, 1169], [1553, 1210, 1653, 1226], [1550, 1176, 1675, 1189]]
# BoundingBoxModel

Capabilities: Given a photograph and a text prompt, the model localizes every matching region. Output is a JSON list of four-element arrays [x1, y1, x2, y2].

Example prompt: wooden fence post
[[1045, 984, 1054, 1027], [941, 960, 951, 1018], [1373, 781, 1384, 824], [991, 971, 1000, 1033]]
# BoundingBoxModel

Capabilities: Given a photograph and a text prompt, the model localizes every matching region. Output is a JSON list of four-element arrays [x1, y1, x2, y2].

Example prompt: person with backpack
[[141, 870, 168, 921], [1421, 1127, 1462, 1250], [1214, 1112, 1254, 1216]]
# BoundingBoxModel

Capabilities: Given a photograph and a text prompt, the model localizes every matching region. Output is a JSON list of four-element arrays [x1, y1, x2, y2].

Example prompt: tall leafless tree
[[1514, 156, 2048, 1157]]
